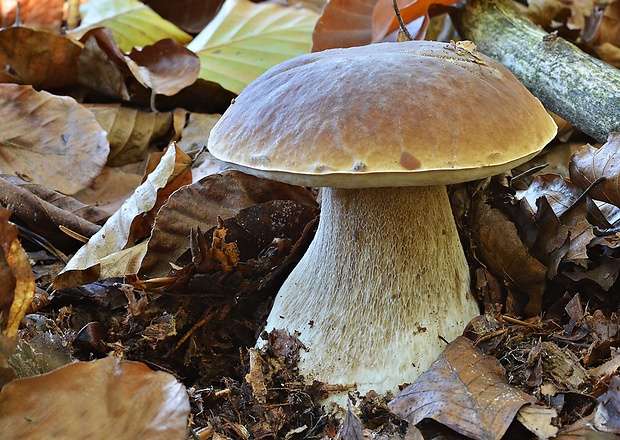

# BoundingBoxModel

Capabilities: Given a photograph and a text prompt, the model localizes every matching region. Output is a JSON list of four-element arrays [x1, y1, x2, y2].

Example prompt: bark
[[450, 0, 620, 143]]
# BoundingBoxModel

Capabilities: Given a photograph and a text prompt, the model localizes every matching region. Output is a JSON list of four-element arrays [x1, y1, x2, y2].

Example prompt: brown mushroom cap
[[208, 40, 557, 188]]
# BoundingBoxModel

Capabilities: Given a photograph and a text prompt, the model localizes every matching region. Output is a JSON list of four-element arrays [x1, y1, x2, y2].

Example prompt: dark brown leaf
[[569, 133, 620, 207], [389, 337, 535, 440], [311, 0, 376, 52], [143, 0, 226, 33]]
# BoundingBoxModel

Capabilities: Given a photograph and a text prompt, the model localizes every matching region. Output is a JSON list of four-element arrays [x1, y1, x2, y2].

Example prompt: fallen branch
[[450, 0, 620, 142]]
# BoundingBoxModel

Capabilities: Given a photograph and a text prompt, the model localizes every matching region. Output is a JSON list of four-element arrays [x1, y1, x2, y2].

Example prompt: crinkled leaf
[[0, 206, 35, 339], [187, 0, 318, 94], [125, 38, 200, 97], [389, 337, 535, 440], [53, 145, 191, 289], [69, 0, 191, 52], [0, 175, 105, 252], [0, 27, 82, 90], [0, 357, 189, 439], [86, 104, 173, 166], [139, 170, 317, 277], [569, 133, 620, 207], [0, 84, 109, 195]]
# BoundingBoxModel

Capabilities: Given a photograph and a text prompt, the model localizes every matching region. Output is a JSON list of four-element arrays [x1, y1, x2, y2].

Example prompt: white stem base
[[263, 186, 479, 399]]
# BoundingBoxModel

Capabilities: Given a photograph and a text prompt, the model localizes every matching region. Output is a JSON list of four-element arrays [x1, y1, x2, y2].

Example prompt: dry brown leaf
[[595, 375, 620, 433], [125, 38, 200, 98], [53, 144, 191, 289], [389, 336, 535, 440], [0, 357, 190, 439], [0, 27, 81, 89], [338, 405, 364, 440], [516, 404, 559, 439], [1, 0, 64, 29], [0, 175, 105, 252], [311, 0, 377, 52], [589, 0, 620, 47], [0, 206, 35, 338], [143, 0, 226, 33], [77, 27, 131, 101], [569, 133, 620, 207], [0, 84, 109, 195], [72, 165, 144, 217], [86, 104, 173, 166], [139, 170, 317, 276]]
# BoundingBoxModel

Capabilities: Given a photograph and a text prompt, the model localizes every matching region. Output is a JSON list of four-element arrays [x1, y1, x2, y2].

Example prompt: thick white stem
[[264, 186, 479, 397]]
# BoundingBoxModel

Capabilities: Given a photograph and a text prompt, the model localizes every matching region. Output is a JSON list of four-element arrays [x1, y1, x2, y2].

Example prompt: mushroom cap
[[208, 41, 557, 188]]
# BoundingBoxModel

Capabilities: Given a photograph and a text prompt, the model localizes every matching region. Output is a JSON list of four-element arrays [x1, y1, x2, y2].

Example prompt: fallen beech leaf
[[0, 206, 35, 338], [0, 357, 190, 439], [187, 0, 318, 94], [311, 0, 377, 52], [517, 404, 559, 439], [0, 27, 81, 90], [371, 0, 457, 42], [86, 104, 173, 166], [595, 375, 620, 433], [1, 0, 64, 29], [77, 28, 131, 101], [69, 0, 192, 52], [125, 38, 200, 97], [389, 337, 535, 440], [569, 133, 620, 207], [0, 84, 109, 195], [0, 175, 105, 252], [143, 0, 226, 33], [139, 170, 317, 276], [53, 145, 191, 289]]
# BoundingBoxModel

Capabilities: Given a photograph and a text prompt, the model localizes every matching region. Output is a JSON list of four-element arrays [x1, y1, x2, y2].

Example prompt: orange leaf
[[371, 0, 460, 42]]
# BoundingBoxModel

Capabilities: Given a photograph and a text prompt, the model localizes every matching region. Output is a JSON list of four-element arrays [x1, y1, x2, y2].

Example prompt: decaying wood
[[451, 0, 620, 143]]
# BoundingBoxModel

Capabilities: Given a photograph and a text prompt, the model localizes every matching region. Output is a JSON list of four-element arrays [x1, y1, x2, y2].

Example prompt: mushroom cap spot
[[208, 40, 557, 188], [400, 152, 421, 170]]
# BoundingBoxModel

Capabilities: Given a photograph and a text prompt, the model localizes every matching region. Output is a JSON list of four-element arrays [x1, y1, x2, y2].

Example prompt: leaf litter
[[1, 0, 620, 438]]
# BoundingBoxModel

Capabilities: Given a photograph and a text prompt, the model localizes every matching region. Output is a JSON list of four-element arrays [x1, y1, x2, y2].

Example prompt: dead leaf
[[0, 206, 36, 338], [595, 375, 620, 433], [1, 0, 64, 29], [139, 170, 317, 277], [0, 84, 109, 195], [569, 133, 620, 207], [389, 336, 535, 440], [0, 357, 190, 439], [53, 144, 191, 289], [311, 0, 377, 52], [86, 104, 173, 166], [0, 174, 105, 252], [125, 38, 200, 98], [0, 27, 81, 90], [338, 404, 364, 440], [142, 0, 226, 33], [517, 404, 559, 439]]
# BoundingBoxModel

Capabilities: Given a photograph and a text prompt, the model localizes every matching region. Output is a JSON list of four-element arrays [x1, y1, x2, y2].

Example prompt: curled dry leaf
[[69, 0, 192, 52], [0, 84, 109, 195], [86, 103, 173, 166], [0, 27, 82, 90], [389, 337, 535, 440], [77, 27, 131, 101], [125, 38, 200, 97], [1, 0, 64, 29], [139, 170, 317, 276], [53, 145, 192, 290], [0, 175, 105, 252], [569, 133, 620, 207], [0, 357, 190, 440], [0, 206, 35, 338]]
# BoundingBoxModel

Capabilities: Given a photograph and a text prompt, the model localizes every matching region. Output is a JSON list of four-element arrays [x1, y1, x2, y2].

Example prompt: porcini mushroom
[[207, 41, 557, 400]]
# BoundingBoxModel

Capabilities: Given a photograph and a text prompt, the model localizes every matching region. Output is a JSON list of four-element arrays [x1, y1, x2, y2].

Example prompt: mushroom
[[207, 41, 557, 400]]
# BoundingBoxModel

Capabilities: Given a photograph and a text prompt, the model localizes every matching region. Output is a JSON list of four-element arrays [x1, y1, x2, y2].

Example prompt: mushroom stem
[[264, 185, 480, 397]]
